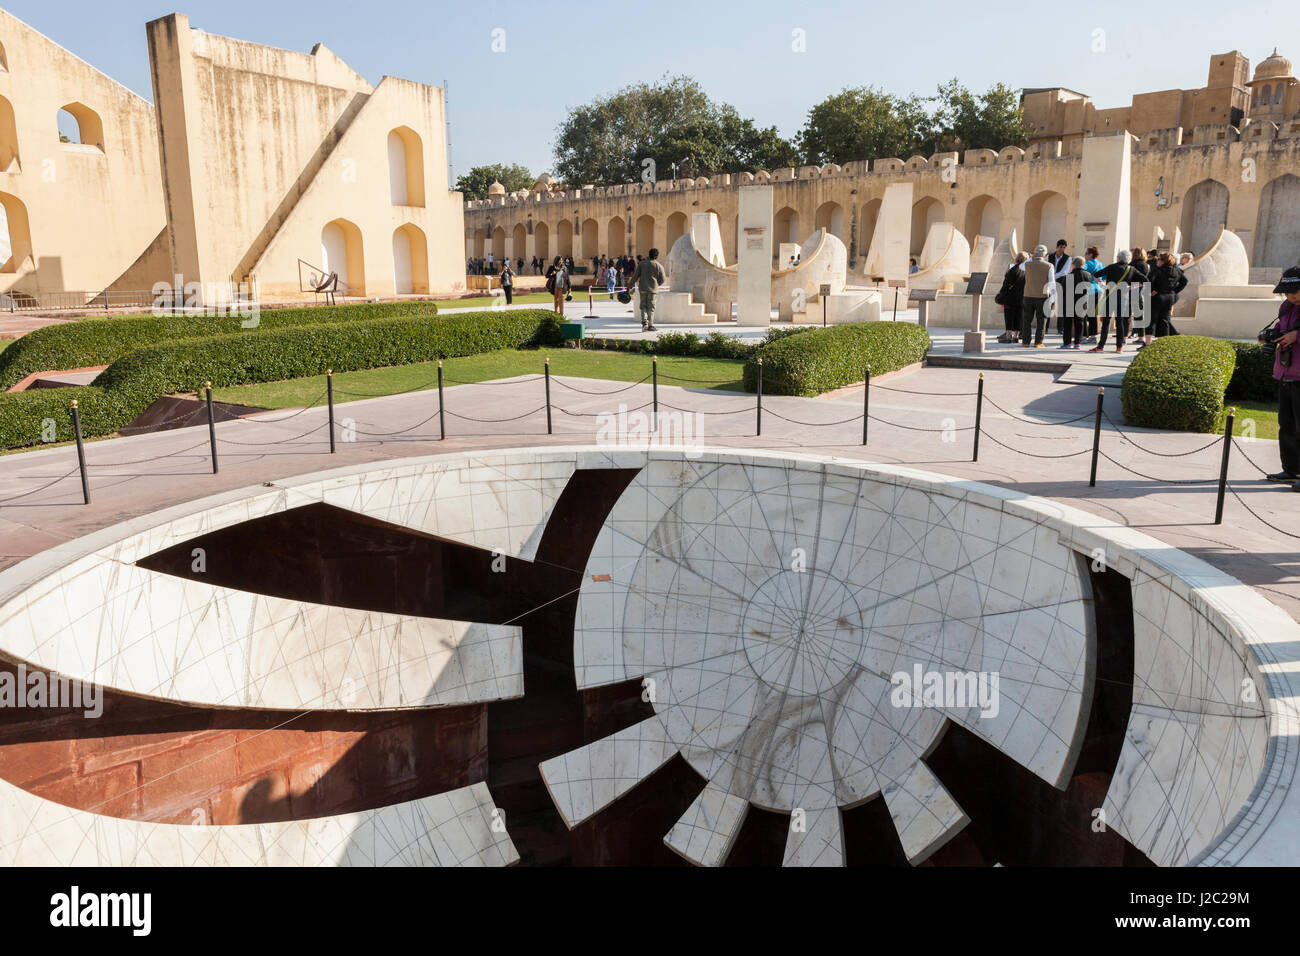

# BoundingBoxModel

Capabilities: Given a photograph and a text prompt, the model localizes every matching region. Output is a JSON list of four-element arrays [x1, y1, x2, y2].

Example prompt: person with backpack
[[1082, 247, 1104, 343], [994, 252, 1028, 343], [545, 256, 569, 316]]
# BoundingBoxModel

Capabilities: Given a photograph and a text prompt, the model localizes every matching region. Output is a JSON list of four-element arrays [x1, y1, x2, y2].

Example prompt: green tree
[[552, 75, 799, 184], [928, 80, 1032, 153], [796, 87, 930, 165], [455, 163, 533, 200]]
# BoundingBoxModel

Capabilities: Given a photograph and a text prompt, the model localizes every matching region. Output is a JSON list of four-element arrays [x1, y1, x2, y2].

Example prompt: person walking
[[1020, 245, 1055, 348], [994, 251, 1028, 343], [627, 246, 667, 332], [606, 259, 617, 299], [1264, 267, 1300, 487], [499, 260, 514, 306], [546, 256, 569, 316]]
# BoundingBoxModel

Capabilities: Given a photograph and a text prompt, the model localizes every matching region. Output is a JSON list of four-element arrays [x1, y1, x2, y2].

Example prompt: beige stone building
[[0, 10, 464, 308], [467, 48, 1300, 280]]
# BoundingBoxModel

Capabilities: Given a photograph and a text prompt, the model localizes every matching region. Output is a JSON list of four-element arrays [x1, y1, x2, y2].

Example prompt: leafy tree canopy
[[456, 163, 533, 200]]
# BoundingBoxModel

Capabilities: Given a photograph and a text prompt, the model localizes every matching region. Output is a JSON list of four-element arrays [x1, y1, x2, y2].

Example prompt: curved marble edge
[[0, 778, 518, 867], [563, 446, 1297, 867]]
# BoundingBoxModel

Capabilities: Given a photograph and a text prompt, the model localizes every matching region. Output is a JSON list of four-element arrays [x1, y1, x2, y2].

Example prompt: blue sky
[[9, 0, 1293, 181]]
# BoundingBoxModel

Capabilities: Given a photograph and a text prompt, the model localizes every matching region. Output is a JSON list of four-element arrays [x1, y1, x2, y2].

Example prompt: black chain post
[[545, 358, 553, 435], [437, 360, 446, 441], [1089, 387, 1105, 487], [70, 399, 89, 505], [326, 370, 336, 453], [756, 357, 763, 437], [862, 365, 870, 446], [972, 374, 984, 462], [652, 355, 658, 431], [205, 381, 218, 473], [1215, 406, 1235, 525]]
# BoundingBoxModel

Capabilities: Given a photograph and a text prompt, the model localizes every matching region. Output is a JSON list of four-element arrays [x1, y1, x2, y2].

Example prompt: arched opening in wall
[[534, 222, 549, 262], [1023, 190, 1067, 252], [910, 196, 943, 257], [606, 216, 625, 257], [321, 218, 364, 294], [0, 192, 33, 273], [472, 228, 486, 259], [557, 219, 574, 257], [0, 96, 18, 172], [581, 218, 600, 259], [963, 195, 1003, 246], [0, 42, 8, 72], [492, 225, 506, 261], [1178, 179, 1229, 256], [774, 206, 799, 246], [666, 211, 688, 251], [512, 223, 527, 262], [392, 223, 429, 294], [57, 102, 104, 151], [635, 214, 654, 256], [858, 198, 882, 263], [387, 127, 425, 207], [814, 201, 844, 241], [1254, 173, 1300, 269]]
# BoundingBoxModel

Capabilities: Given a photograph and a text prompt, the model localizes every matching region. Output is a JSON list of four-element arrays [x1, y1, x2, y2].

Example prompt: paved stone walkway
[[2, 365, 1295, 628]]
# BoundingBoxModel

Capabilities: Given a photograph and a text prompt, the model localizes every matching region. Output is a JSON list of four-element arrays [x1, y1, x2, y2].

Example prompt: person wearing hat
[[1266, 266, 1300, 488]]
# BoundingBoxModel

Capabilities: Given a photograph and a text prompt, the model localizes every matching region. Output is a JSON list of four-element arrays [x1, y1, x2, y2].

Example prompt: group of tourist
[[541, 249, 665, 331], [993, 240, 1190, 352]]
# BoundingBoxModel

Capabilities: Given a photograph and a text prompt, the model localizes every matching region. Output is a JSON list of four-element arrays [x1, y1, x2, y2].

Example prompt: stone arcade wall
[[465, 130, 1300, 278]]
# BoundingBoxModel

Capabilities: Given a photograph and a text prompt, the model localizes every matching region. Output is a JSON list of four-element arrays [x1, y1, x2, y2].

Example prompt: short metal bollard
[[972, 374, 984, 462], [437, 361, 446, 441], [755, 357, 763, 437], [1089, 387, 1105, 487], [652, 355, 659, 432], [544, 358, 553, 435], [1215, 407, 1235, 524], [70, 399, 89, 505], [326, 370, 336, 453], [862, 365, 870, 446], [205, 381, 218, 473]]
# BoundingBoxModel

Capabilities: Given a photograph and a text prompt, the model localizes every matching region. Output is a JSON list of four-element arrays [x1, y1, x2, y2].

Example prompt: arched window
[[0, 41, 9, 73], [392, 224, 429, 294], [321, 218, 365, 295], [0, 96, 18, 172], [387, 127, 425, 207], [0, 191, 34, 273], [57, 103, 105, 151]]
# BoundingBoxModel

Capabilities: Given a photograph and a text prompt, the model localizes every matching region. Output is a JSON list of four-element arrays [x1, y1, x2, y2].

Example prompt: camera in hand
[[1259, 324, 1291, 365]]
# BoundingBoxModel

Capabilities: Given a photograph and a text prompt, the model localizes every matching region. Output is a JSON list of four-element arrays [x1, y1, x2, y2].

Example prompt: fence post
[[756, 357, 763, 437], [972, 374, 984, 462], [1215, 407, 1235, 524], [70, 399, 89, 505], [205, 381, 218, 474], [545, 358, 553, 435], [862, 365, 870, 446], [326, 370, 336, 453], [437, 361, 446, 441], [1089, 387, 1105, 487], [652, 354, 658, 431]]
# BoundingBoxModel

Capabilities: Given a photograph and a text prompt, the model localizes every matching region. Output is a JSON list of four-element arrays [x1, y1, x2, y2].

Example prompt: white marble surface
[[0, 779, 517, 866]]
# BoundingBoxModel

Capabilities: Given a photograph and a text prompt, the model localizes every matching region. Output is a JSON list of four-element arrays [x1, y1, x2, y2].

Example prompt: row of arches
[[320, 220, 429, 295], [470, 172, 1300, 270], [0, 95, 107, 168]]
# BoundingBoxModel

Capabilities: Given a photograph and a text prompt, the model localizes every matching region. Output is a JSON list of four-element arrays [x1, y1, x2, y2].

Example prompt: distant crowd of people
[[992, 240, 1193, 352]]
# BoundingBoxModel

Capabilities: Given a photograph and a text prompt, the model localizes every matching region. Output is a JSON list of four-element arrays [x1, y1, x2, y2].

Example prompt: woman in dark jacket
[[1142, 252, 1187, 347], [995, 252, 1028, 343]]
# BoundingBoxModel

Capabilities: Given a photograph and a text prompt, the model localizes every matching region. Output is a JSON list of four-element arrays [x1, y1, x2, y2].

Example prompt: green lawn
[[433, 291, 555, 310], [1225, 400, 1279, 440], [211, 348, 746, 410]]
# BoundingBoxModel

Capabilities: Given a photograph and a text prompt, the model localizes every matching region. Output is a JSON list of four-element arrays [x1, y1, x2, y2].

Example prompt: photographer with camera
[[1262, 267, 1300, 488]]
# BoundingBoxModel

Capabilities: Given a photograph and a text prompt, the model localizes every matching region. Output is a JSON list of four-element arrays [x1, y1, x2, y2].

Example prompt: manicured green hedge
[[0, 301, 439, 390], [1120, 335, 1237, 433], [1226, 341, 1277, 403], [0, 309, 557, 449], [741, 322, 931, 396], [581, 327, 809, 359]]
